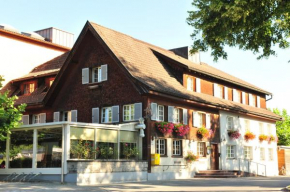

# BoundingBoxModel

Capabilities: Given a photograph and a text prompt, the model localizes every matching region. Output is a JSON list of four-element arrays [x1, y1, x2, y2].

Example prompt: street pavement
[[0, 176, 289, 191]]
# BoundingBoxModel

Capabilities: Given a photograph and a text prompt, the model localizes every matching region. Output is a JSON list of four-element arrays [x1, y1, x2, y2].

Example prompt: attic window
[[24, 83, 35, 94]]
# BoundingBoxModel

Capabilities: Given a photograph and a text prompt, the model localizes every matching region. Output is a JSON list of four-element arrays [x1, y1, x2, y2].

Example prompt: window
[[158, 105, 164, 121], [260, 148, 265, 161], [259, 123, 264, 135], [249, 94, 256, 107], [227, 116, 234, 130], [214, 84, 223, 98], [267, 124, 272, 135], [244, 146, 252, 159], [197, 142, 206, 157], [23, 83, 35, 94], [92, 67, 102, 83], [245, 120, 250, 132], [62, 111, 71, 121], [227, 145, 235, 158], [187, 77, 193, 91], [268, 148, 273, 161], [172, 140, 181, 156], [123, 104, 134, 121], [174, 108, 180, 123], [156, 139, 166, 155], [102, 107, 112, 123], [33, 114, 40, 124], [252, 95, 256, 107]]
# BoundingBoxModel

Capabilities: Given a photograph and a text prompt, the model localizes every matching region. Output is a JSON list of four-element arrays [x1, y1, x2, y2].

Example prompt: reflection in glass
[[37, 128, 62, 168], [9, 130, 33, 168]]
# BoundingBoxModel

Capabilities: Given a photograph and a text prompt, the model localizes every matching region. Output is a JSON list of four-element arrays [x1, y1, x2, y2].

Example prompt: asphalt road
[[0, 177, 289, 191]]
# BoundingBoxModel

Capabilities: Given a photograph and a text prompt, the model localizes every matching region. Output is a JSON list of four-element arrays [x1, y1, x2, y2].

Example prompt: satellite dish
[[0, 24, 20, 34]]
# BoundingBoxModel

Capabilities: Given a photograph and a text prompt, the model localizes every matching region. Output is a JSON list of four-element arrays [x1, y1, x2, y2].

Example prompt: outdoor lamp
[[135, 117, 146, 137]]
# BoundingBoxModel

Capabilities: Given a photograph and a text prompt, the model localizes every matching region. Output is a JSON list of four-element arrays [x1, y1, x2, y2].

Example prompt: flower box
[[155, 122, 174, 135], [196, 127, 212, 140], [174, 124, 190, 136], [244, 132, 256, 141], [259, 134, 268, 142], [184, 151, 198, 163], [227, 130, 241, 140], [268, 135, 277, 143]]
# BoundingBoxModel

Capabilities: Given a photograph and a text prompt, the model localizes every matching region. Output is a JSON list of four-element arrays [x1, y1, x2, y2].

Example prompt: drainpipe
[[61, 124, 65, 184], [266, 94, 273, 101]]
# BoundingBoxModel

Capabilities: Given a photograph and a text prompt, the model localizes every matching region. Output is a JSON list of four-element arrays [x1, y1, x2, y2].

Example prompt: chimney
[[169, 46, 200, 64]]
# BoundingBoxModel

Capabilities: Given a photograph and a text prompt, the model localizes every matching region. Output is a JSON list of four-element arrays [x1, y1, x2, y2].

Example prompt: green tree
[[0, 76, 26, 141], [272, 108, 290, 146], [187, 0, 290, 61]]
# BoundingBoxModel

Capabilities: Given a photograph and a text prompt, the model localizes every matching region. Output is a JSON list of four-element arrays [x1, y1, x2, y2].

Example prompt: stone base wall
[[67, 160, 148, 173]]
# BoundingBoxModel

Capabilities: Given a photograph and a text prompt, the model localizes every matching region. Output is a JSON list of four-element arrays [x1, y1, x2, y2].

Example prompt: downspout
[[266, 94, 273, 101], [61, 124, 65, 184]]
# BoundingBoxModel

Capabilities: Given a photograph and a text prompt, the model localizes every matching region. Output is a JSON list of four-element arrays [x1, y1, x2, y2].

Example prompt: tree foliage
[[272, 108, 290, 146], [187, 0, 290, 61], [0, 76, 26, 141]]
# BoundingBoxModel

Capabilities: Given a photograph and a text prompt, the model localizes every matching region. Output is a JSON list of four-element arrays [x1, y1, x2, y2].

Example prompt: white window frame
[[244, 146, 252, 159], [226, 145, 236, 159], [197, 142, 205, 157], [197, 112, 203, 128], [123, 104, 134, 121], [62, 111, 71, 122], [259, 123, 264, 135], [33, 114, 40, 124], [157, 105, 164, 121], [187, 77, 193, 91], [24, 83, 35, 94], [268, 148, 274, 161], [92, 67, 102, 83], [156, 139, 166, 155], [102, 107, 112, 123], [260, 148, 265, 161], [227, 116, 234, 130], [173, 108, 180, 123], [172, 140, 181, 156]]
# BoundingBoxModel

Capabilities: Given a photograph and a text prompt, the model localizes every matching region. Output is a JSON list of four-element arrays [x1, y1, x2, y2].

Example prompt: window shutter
[[257, 96, 260, 108], [40, 113, 46, 123], [22, 115, 29, 125], [151, 103, 157, 120], [71, 110, 77, 122], [183, 109, 188, 125], [224, 87, 228, 100], [242, 92, 246, 104], [82, 68, 89, 84], [193, 112, 199, 127], [92, 108, 99, 123], [134, 103, 142, 121], [53, 112, 60, 122], [214, 83, 218, 97], [112, 105, 119, 123], [249, 94, 253, 106], [101, 64, 108, 81], [196, 78, 201, 93], [168, 106, 174, 123], [206, 114, 211, 129]]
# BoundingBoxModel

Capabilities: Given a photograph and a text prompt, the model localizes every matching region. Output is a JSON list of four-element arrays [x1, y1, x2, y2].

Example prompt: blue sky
[[1, 0, 289, 112]]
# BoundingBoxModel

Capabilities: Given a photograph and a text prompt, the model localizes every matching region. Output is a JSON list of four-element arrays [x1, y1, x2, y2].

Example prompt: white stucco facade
[[219, 110, 278, 176], [0, 35, 66, 86]]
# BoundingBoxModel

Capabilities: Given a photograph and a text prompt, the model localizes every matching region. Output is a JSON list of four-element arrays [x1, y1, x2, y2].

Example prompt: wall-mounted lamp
[[135, 118, 146, 137]]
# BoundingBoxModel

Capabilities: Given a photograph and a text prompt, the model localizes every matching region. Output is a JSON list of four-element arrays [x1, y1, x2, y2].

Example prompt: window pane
[[120, 143, 137, 159], [9, 130, 33, 168], [96, 142, 117, 159], [70, 128, 95, 159], [37, 128, 62, 168]]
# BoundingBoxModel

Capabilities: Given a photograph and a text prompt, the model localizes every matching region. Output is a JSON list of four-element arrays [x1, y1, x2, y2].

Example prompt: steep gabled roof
[[88, 22, 279, 120]]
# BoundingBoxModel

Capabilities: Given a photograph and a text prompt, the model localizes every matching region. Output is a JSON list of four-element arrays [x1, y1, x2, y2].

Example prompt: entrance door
[[210, 144, 219, 170]]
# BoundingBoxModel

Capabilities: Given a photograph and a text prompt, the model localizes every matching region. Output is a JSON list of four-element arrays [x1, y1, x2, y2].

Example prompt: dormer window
[[23, 83, 35, 94]]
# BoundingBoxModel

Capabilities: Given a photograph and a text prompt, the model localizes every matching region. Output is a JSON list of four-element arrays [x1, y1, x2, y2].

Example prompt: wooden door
[[210, 144, 219, 170]]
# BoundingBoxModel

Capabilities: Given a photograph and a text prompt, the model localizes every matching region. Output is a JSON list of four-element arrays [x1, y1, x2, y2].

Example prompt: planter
[[184, 151, 198, 164], [196, 127, 212, 140], [174, 124, 189, 136], [259, 134, 268, 142], [155, 122, 174, 135], [228, 130, 241, 140], [244, 132, 256, 141]]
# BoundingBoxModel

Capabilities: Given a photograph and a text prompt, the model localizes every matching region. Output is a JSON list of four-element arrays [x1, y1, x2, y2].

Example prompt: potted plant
[[184, 151, 198, 164], [228, 130, 241, 140], [155, 122, 174, 136], [122, 143, 138, 159], [259, 134, 268, 142], [174, 123, 190, 136], [244, 131, 256, 141], [196, 127, 212, 140], [268, 135, 277, 143]]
